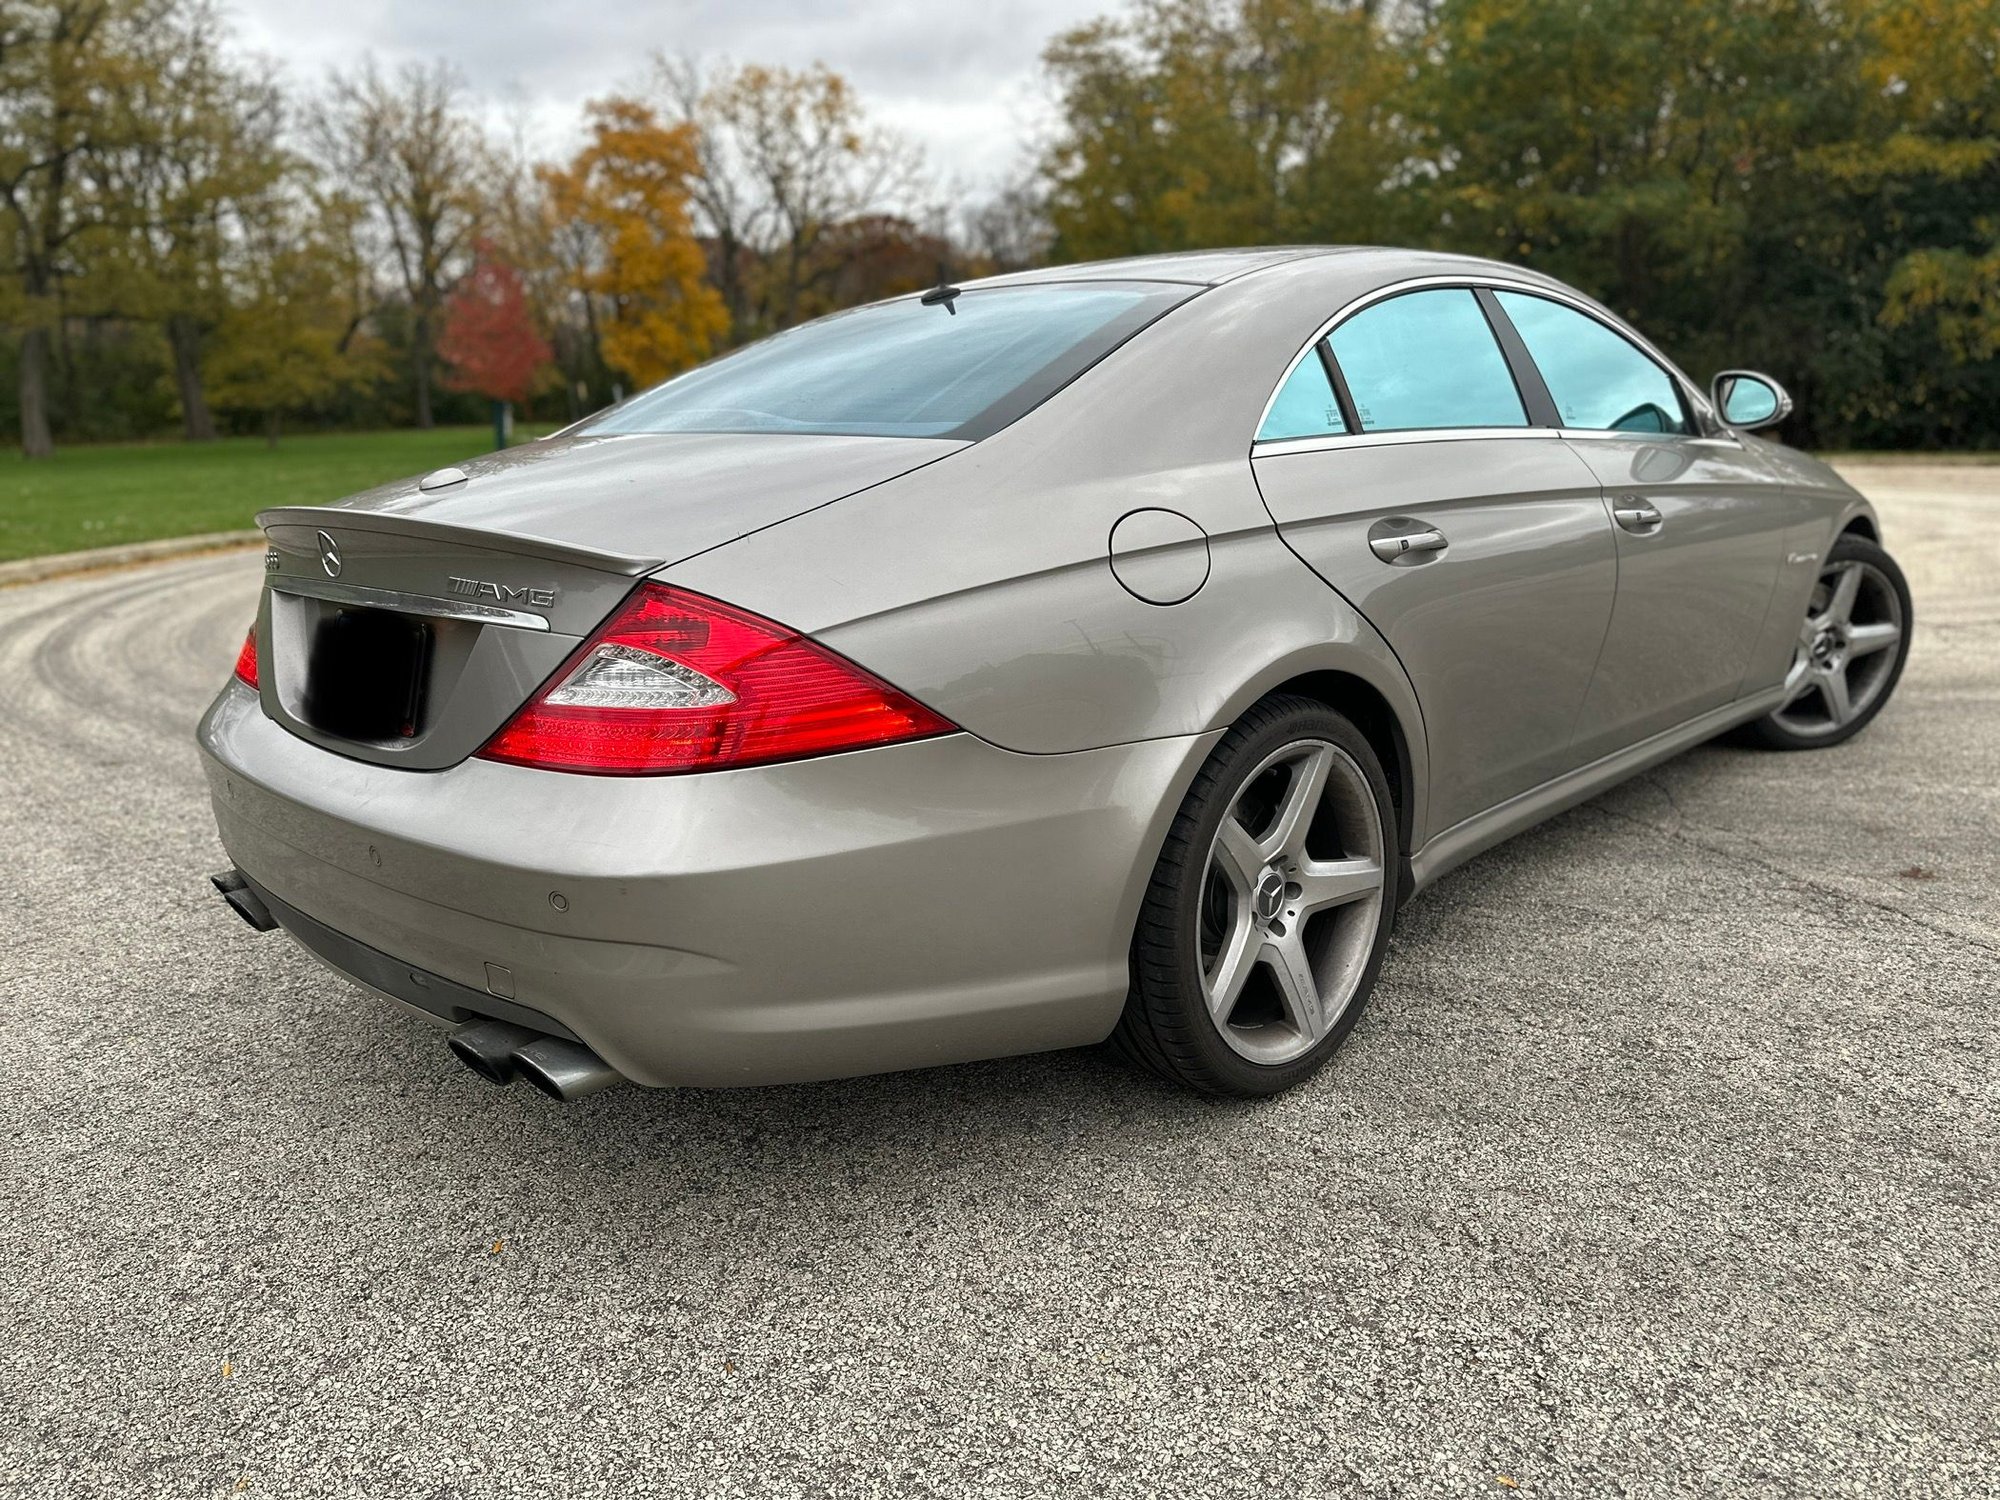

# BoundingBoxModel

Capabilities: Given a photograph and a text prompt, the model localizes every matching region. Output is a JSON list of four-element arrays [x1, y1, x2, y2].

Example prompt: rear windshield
[[582, 281, 1195, 442]]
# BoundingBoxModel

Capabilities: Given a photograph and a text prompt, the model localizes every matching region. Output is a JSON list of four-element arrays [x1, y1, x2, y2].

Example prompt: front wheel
[[1740, 533, 1912, 751], [1113, 696, 1397, 1097]]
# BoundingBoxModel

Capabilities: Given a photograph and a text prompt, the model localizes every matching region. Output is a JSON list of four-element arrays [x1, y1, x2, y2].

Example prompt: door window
[[1258, 351, 1348, 441], [1494, 291, 1691, 435], [1328, 289, 1528, 432]]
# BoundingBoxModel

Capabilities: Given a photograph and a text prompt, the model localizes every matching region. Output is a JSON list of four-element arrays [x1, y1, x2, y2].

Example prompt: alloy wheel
[[1196, 739, 1387, 1065], [1772, 558, 1905, 738]]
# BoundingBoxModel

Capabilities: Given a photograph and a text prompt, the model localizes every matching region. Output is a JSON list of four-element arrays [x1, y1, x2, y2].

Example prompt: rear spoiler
[[255, 507, 663, 577]]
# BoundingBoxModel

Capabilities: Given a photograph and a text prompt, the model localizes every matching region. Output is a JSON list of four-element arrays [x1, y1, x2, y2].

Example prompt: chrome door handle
[[1613, 500, 1663, 533], [1369, 528, 1448, 562]]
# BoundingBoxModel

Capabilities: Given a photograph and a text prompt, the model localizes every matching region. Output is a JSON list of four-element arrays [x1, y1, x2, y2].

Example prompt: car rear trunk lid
[[253, 430, 961, 769], [256, 518, 644, 770]]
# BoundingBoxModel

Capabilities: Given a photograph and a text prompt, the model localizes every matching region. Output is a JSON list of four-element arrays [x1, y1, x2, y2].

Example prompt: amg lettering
[[446, 576, 557, 609]]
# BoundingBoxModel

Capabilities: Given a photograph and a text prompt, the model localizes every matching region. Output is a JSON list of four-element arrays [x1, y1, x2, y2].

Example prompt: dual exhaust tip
[[448, 1020, 624, 1102], [208, 868, 621, 1102]]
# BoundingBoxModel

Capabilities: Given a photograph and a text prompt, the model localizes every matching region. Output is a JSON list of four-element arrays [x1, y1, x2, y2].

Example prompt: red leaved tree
[[438, 241, 552, 412]]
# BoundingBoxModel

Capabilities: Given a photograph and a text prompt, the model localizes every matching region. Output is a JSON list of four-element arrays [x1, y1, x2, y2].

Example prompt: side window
[[1328, 288, 1527, 432], [1494, 291, 1691, 435], [1258, 350, 1347, 441]]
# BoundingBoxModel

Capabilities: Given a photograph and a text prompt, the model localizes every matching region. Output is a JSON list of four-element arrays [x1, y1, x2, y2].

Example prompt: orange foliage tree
[[538, 98, 728, 390]]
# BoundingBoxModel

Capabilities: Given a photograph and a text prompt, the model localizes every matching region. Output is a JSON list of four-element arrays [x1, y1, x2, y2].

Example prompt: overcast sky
[[226, 0, 1112, 194]]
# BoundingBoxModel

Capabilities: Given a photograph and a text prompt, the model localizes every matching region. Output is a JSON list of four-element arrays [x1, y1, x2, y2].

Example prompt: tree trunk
[[412, 308, 435, 428], [17, 327, 54, 458], [167, 315, 217, 441], [264, 408, 280, 448], [578, 293, 606, 399], [713, 232, 750, 345]]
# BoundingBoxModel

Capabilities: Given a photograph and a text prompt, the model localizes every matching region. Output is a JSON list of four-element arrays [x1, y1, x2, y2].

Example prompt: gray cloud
[[224, 0, 1110, 190]]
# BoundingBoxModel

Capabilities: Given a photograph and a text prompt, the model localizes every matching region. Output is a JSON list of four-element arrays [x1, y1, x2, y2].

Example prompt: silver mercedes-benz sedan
[[199, 247, 1912, 1101]]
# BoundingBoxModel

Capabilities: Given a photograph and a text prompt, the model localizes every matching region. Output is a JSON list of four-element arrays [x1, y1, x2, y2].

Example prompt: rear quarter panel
[[660, 260, 1443, 842]]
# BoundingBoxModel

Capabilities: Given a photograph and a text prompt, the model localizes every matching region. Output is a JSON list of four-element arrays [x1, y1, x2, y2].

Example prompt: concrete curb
[[0, 529, 262, 588]]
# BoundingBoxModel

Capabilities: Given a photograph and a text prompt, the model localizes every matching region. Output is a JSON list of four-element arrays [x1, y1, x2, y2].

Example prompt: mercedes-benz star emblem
[[316, 530, 342, 579], [1255, 871, 1286, 922]]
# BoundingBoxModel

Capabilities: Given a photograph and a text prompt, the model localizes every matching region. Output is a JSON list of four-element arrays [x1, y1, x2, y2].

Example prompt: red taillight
[[476, 584, 955, 775], [233, 626, 259, 689]]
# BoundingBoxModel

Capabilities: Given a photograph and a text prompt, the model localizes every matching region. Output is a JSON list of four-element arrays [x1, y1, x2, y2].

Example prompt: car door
[[1250, 286, 1617, 837], [1485, 290, 1790, 761]]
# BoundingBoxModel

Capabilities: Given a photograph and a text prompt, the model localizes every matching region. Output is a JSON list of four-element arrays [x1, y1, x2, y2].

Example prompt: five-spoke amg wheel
[[1744, 533, 1912, 750], [1116, 697, 1396, 1096]]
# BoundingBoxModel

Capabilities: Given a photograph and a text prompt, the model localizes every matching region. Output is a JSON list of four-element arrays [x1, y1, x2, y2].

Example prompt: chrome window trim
[[1254, 426, 1744, 460], [1253, 426, 1560, 459], [1249, 272, 1722, 452], [1556, 427, 1743, 449], [268, 574, 553, 632]]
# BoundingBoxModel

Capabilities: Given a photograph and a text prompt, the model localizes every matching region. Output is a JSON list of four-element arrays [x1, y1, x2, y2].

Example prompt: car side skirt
[[1409, 687, 1786, 894]]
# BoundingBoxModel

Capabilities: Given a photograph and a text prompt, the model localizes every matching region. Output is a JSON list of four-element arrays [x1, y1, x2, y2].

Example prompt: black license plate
[[301, 608, 432, 740]]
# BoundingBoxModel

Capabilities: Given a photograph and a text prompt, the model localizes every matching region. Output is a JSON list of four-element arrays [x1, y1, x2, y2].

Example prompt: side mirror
[[1711, 370, 1792, 431]]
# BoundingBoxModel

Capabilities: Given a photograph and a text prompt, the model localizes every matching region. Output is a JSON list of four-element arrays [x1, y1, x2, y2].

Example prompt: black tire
[[1738, 532, 1913, 751], [1112, 695, 1398, 1097]]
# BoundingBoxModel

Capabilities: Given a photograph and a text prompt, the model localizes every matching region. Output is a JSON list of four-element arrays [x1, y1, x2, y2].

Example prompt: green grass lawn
[[0, 426, 556, 563]]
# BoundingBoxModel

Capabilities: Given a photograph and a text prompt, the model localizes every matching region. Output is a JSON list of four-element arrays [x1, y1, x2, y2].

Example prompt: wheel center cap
[[1253, 869, 1286, 923]]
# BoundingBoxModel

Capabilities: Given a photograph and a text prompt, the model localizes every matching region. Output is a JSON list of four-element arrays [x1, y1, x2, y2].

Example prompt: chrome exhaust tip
[[447, 1019, 543, 1086], [511, 1035, 625, 1101]]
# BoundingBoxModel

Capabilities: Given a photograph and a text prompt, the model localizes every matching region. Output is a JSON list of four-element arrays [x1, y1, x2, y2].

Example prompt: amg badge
[[448, 576, 558, 609]]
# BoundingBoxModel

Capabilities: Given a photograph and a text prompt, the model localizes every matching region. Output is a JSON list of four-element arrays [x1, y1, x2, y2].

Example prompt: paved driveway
[[1, 464, 1994, 1497]]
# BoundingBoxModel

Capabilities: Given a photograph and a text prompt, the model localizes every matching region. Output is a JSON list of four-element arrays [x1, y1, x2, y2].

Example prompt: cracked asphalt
[[1, 463, 1994, 1498]]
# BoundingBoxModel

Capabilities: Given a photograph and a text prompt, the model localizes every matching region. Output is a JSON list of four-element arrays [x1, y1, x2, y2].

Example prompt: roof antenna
[[920, 260, 961, 315]]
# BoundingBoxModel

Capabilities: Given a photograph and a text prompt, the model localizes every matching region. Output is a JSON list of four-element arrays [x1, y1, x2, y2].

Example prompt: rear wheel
[[1114, 697, 1397, 1097], [1740, 534, 1911, 750]]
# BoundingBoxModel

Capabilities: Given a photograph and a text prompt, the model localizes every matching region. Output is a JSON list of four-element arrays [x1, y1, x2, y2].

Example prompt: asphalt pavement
[[1, 463, 1994, 1497]]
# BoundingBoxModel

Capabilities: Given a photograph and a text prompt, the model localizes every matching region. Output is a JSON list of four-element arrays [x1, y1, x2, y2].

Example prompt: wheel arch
[[1260, 669, 1418, 868], [1201, 634, 1432, 916], [1831, 490, 1882, 547], [1219, 634, 1428, 834], [1108, 641, 1430, 979]]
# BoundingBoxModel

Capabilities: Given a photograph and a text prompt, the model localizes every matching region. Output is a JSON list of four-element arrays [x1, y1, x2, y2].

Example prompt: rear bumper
[[197, 684, 1215, 1087]]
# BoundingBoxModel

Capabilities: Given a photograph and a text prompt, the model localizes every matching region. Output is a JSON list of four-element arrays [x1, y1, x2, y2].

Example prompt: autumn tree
[[815, 214, 954, 307], [91, 1, 288, 440], [438, 239, 550, 444], [963, 182, 1052, 274], [0, 0, 178, 457], [1870, 0, 2000, 378], [538, 97, 727, 390], [311, 59, 488, 428], [1040, 0, 1412, 260], [1405, 0, 2000, 445], [654, 57, 926, 340], [482, 116, 586, 413], [1035, 0, 2000, 446], [205, 190, 381, 444], [1886, 238, 2000, 363]]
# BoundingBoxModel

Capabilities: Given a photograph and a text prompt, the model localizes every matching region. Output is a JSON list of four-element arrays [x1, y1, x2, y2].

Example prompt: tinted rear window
[[1259, 351, 1348, 441], [1329, 288, 1528, 433], [584, 282, 1195, 442]]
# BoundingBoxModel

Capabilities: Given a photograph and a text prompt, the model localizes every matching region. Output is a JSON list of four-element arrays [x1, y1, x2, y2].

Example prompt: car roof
[[969, 245, 1549, 291], [972, 246, 1361, 288]]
